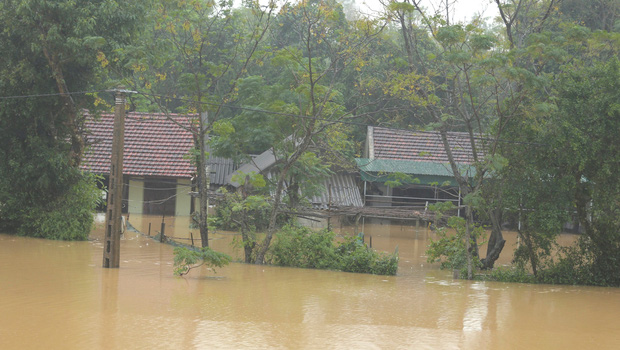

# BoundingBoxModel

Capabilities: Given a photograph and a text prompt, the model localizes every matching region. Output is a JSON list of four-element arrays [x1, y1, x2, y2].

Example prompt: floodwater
[[1, 217, 620, 349]]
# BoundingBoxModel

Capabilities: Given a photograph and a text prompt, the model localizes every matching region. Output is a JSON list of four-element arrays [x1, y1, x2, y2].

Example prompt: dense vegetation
[[268, 224, 398, 275], [0, 0, 618, 285], [0, 0, 144, 239]]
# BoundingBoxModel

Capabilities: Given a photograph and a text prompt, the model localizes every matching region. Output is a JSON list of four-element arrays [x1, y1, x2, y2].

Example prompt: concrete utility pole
[[103, 89, 127, 268]]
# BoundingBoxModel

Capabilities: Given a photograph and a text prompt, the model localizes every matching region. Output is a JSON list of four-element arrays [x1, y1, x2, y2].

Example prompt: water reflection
[[1, 219, 619, 349]]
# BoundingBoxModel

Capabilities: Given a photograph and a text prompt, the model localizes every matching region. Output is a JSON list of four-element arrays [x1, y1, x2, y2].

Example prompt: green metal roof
[[355, 158, 475, 186]]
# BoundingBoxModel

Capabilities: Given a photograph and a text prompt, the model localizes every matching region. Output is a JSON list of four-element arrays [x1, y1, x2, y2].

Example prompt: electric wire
[[0, 89, 546, 147], [0, 90, 110, 100]]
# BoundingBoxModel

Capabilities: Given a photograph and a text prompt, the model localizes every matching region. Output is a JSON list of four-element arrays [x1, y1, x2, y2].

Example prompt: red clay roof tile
[[371, 126, 479, 164], [80, 112, 196, 178]]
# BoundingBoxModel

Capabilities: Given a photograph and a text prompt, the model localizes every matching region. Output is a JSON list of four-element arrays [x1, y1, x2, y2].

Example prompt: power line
[[0, 88, 545, 147], [0, 90, 111, 100], [135, 91, 546, 147]]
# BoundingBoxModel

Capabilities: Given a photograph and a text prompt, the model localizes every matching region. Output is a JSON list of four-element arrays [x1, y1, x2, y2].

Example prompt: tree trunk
[[197, 119, 209, 248], [240, 176, 255, 263], [465, 205, 479, 279], [240, 220, 255, 263], [439, 129, 479, 279], [518, 228, 538, 277], [254, 163, 290, 265], [41, 46, 83, 166], [481, 207, 506, 269], [254, 135, 314, 264]]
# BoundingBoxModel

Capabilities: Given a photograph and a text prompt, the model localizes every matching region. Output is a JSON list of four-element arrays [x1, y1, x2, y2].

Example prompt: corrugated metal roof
[[309, 173, 363, 208], [207, 156, 237, 186], [355, 158, 474, 186], [262, 171, 363, 208], [227, 144, 363, 208], [226, 149, 277, 187]]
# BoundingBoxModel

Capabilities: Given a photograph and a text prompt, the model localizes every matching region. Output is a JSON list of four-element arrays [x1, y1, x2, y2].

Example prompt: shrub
[[484, 266, 535, 283], [267, 224, 399, 275], [268, 225, 338, 269], [337, 236, 399, 275], [212, 189, 272, 231], [17, 173, 102, 240]]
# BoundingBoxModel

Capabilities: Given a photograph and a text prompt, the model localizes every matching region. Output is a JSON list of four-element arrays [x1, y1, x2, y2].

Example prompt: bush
[[536, 238, 620, 287], [337, 236, 399, 275], [268, 225, 338, 269], [267, 224, 399, 275], [15, 173, 101, 240], [484, 266, 535, 283], [487, 237, 620, 287]]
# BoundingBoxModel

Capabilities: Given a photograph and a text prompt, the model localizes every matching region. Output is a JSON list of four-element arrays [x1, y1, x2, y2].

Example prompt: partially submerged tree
[[379, 0, 573, 278], [122, 0, 276, 247], [0, 0, 144, 239], [173, 246, 232, 276], [247, 0, 387, 264]]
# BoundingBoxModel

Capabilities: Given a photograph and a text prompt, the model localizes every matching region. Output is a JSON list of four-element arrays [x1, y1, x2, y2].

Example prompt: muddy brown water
[[1, 216, 619, 349]]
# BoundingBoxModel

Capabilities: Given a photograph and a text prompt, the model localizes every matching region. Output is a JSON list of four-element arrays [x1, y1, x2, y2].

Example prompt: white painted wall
[[175, 178, 192, 216], [127, 178, 144, 214]]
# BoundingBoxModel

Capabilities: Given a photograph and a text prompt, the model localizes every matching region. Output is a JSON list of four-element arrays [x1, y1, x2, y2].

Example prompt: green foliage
[[213, 187, 271, 232], [3, 173, 102, 240], [0, 0, 144, 239], [230, 171, 267, 190], [384, 172, 420, 188], [336, 236, 399, 275], [426, 216, 484, 275], [267, 224, 399, 275], [268, 225, 338, 269], [484, 266, 535, 284], [0, 130, 103, 239], [212, 178, 273, 263], [488, 237, 620, 287], [173, 246, 232, 276]]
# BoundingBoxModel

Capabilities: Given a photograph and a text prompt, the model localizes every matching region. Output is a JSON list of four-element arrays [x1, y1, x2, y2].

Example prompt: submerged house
[[356, 126, 478, 214], [225, 144, 363, 221], [81, 112, 235, 217]]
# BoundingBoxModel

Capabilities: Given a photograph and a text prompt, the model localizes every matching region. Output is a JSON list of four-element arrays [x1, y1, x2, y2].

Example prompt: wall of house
[[175, 179, 192, 216], [127, 178, 144, 215]]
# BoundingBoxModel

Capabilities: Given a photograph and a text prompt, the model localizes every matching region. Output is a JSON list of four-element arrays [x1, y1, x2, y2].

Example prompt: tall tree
[[548, 57, 620, 285], [379, 0, 567, 277], [559, 0, 618, 32], [123, 0, 276, 247], [0, 0, 145, 239], [244, 0, 386, 264]]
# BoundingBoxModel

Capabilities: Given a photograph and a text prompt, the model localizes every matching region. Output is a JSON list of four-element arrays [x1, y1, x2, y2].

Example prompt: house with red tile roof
[[81, 112, 236, 218], [356, 126, 479, 212]]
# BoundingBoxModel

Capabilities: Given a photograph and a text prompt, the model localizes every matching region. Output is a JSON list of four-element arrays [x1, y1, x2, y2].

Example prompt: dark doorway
[[143, 179, 177, 216]]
